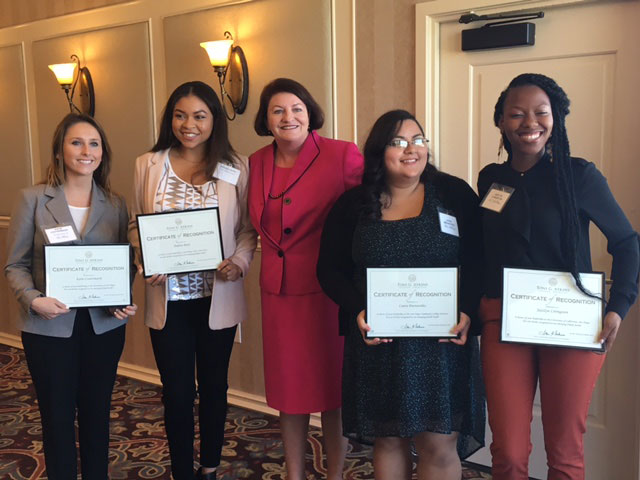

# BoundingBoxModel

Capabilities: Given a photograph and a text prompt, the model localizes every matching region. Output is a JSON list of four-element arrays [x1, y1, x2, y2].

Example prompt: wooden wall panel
[[0, 44, 31, 215], [355, 0, 431, 145], [0, 228, 22, 340]]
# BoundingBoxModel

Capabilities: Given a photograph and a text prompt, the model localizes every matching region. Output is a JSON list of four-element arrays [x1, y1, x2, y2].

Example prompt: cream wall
[[0, 0, 337, 408]]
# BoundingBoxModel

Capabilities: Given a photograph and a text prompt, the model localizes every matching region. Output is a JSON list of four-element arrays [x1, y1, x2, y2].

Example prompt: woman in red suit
[[248, 78, 363, 480]]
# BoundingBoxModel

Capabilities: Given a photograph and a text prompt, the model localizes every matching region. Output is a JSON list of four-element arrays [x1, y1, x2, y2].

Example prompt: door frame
[[415, 0, 594, 169]]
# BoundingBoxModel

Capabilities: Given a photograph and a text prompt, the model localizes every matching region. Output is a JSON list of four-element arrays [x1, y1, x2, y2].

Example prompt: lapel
[[260, 142, 277, 203], [145, 150, 168, 213], [216, 176, 232, 256], [283, 130, 321, 191], [82, 181, 107, 240], [258, 143, 279, 248], [44, 184, 74, 226]]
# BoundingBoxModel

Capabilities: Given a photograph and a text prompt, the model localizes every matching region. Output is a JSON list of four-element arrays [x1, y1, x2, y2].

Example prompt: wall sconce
[[200, 32, 249, 121], [48, 54, 95, 116]]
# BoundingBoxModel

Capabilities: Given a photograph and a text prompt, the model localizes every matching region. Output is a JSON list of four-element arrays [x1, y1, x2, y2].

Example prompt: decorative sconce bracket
[[226, 44, 249, 115], [201, 32, 249, 121]]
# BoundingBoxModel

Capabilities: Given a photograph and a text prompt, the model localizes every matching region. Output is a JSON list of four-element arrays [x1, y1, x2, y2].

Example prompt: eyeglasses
[[388, 137, 429, 148]]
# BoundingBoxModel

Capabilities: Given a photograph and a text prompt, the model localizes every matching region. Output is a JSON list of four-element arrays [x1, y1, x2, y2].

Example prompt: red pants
[[479, 297, 605, 480]]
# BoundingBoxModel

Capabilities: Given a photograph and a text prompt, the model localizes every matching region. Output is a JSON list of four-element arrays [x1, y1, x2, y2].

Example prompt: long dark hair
[[494, 73, 589, 293], [47, 113, 113, 196], [254, 78, 324, 136], [361, 109, 439, 219], [152, 81, 237, 179]]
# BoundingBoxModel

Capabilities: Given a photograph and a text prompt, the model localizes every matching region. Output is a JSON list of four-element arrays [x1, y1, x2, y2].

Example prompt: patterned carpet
[[0, 344, 491, 479]]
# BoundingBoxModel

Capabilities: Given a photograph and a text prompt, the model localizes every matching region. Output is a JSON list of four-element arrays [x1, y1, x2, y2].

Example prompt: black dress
[[317, 177, 485, 459]]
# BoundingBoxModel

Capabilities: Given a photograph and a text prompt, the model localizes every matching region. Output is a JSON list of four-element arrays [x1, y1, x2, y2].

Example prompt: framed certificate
[[366, 267, 459, 338], [501, 267, 605, 351], [136, 208, 224, 277], [44, 244, 132, 308]]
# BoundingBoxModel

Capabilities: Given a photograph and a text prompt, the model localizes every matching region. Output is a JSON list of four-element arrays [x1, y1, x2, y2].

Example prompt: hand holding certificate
[[501, 267, 605, 351], [44, 244, 131, 308], [366, 267, 459, 338], [136, 208, 224, 277]]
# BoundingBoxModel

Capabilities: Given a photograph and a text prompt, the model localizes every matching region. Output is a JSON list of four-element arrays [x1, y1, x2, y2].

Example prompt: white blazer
[[128, 149, 257, 330]]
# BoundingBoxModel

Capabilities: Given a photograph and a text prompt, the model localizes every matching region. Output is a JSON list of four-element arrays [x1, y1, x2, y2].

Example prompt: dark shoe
[[195, 467, 216, 480]]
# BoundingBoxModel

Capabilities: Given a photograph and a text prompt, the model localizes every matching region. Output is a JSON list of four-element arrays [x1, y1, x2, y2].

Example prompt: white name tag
[[480, 183, 515, 213], [438, 208, 459, 237], [44, 225, 78, 244], [213, 162, 241, 186]]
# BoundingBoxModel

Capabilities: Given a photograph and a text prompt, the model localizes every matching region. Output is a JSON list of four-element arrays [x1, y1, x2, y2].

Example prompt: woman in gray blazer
[[4, 113, 136, 480]]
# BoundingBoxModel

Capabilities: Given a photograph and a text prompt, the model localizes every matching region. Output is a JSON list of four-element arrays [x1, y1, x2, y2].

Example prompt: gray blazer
[[5, 183, 130, 338]]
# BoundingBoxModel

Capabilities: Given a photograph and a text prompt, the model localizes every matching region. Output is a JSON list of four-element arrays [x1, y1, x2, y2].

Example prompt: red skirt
[[261, 291, 343, 414]]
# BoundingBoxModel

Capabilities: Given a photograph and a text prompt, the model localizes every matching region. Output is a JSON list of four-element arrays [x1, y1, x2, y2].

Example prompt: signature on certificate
[[401, 323, 425, 330], [539, 329, 565, 337]]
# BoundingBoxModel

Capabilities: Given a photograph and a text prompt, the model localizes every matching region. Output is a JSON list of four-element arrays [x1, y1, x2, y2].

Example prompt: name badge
[[213, 162, 241, 186], [44, 225, 78, 244], [437, 208, 459, 237], [480, 183, 515, 213]]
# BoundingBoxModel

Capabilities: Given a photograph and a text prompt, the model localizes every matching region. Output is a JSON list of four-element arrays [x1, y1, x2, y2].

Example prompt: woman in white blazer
[[128, 81, 256, 480], [5, 113, 136, 479]]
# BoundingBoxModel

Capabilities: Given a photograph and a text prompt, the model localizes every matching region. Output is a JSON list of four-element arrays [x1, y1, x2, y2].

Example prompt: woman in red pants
[[478, 73, 639, 479]]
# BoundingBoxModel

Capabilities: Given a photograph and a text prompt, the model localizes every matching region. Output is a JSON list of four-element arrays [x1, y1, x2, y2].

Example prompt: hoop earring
[[546, 140, 553, 162], [498, 136, 504, 160]]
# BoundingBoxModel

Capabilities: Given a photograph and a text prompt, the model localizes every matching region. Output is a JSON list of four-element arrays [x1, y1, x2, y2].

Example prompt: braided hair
[[494, 73, 591, 294], [361, 110, 440, 219]]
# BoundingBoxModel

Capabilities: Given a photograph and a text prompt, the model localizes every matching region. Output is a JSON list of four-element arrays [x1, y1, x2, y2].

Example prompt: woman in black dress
[[317, 110, 485, 479]]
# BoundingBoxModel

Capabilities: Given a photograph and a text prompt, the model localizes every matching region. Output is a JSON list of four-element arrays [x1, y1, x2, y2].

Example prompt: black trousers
[[149, 296, 237, 480], [21, 309, 125, 480]]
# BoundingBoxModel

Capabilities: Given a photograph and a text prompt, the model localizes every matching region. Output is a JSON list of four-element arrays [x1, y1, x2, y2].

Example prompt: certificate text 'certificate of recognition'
[[136, 208, 224, 277], [501, 267, 604, 351], [44, 244, 131, 308], [366, 267, 459, 338]]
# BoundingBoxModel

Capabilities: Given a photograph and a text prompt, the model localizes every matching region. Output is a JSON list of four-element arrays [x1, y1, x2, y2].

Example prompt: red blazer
[[248, 131, 363, 295]]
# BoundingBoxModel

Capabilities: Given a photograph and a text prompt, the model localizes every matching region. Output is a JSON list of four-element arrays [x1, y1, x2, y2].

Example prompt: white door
[[417, 0, 640, 478]]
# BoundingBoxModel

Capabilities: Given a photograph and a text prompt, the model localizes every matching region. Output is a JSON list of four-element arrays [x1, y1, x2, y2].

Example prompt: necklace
[[268, 190, 286, 199], [268, 165, 294, 199], [267, 134, 319, 199]]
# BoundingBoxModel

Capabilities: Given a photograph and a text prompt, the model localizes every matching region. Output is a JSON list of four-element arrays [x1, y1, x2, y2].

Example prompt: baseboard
[[0, 332, 22, 348], [116, 361, 162, 385], [1, 335, 321, 428]]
